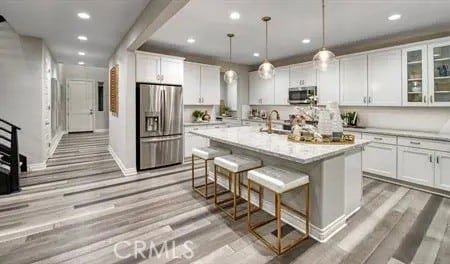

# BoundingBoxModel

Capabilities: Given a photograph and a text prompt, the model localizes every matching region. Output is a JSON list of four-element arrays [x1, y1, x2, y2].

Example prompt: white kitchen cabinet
[[183, 62, 201, 104], [368, 49, 402, 106], [289, 62, 316, 87], [183, 62, 220, 105], [402, 45, 428, 106], [398, 146, 434, 187], [435, 151, 450, 191], [136, 52, 184, 85], [184, 126, 210, 157], [317, 60, 340, 105], [200, 65, 220, 105], [249, 71, 274, 105], [428, 40, 450, 106], [362, 143, 397, 178], [136, 53, 160, 83], [340, 54, 368, 106], [274, 66, 290, 105]]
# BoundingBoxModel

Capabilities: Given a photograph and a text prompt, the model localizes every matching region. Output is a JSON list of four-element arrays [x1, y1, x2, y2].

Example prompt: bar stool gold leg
[[204, 159, 208, 197], [191, 155, 195, 190], [233, 172, 237, 219], [214, 165, 218, 206], [276, 192, 282, 254], [247, 179, 252, 229], [305, 184, 310, 236]]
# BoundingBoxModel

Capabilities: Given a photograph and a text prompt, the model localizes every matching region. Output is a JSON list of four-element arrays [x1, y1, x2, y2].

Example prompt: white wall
[[0, 22, 45, 164], [61, 64, 109, 130]]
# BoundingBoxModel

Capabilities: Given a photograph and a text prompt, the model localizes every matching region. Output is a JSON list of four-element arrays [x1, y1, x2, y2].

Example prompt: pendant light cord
[[265, 20, 268, 60], [229, 36, 232, 69], [322, 0, 325, 48]]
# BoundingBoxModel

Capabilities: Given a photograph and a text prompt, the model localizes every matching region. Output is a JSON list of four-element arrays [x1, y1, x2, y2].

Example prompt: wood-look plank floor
[[1, 132, 449, 263]]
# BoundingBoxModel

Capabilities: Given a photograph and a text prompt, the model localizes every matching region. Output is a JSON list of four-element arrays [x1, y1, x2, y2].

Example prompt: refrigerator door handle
[[159, 87, 164, 134], [141, 135, 182, 143], [162, 87, 167, 133]]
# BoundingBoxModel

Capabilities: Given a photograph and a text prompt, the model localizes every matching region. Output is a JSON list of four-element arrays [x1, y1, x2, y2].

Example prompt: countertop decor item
[[202, 111, 211, 121], [192, 110, 204, 122], [312, 0, 336, 71], [258, 16, 275, 80], [287, 133, 354, 145], [224, 33, 238, 84], [317, 110, 332, 136]]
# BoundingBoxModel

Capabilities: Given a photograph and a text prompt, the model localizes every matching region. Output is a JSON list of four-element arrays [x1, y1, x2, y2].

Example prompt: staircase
[[0, 117, 26, 194]]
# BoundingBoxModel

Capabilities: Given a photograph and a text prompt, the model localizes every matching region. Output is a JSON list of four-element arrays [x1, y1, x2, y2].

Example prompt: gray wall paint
[[61, 64, 109, 130], [0, 23, 45, 164]]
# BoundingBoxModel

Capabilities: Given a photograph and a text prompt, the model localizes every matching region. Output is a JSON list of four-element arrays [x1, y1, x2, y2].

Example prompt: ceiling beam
[[123, 0, 190, 52]]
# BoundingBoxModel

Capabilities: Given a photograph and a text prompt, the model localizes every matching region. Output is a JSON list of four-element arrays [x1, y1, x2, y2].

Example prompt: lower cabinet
[[397, 146, 434, 187], [434, 151, 450, 191], [184, 126, 209, 158], [362, 143, 397, 178]]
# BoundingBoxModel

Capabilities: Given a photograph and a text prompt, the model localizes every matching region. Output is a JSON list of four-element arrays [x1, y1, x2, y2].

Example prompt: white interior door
[[68, 80, 94, 132], [43, 57, 51, 156]]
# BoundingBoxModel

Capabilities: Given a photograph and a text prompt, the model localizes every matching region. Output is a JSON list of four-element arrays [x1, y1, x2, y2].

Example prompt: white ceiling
[[147, 0, 450, 65], [0, 0, 149, 67]]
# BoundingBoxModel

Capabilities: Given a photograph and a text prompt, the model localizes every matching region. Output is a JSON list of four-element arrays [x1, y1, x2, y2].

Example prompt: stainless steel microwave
[[288, 86, 317, 104]]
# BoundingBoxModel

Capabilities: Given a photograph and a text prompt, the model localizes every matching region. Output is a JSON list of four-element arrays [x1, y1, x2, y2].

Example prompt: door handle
[[437, 156, 440, 164], [363, 97, 367, 103], [89, 109, 93, 115], [429, 154, 433, 163], [430, 95, 433, 103], [368, 96, 372, 103]]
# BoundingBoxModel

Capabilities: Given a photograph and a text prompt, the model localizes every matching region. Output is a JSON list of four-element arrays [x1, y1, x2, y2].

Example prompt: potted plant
[[192, 110, 204, 122]]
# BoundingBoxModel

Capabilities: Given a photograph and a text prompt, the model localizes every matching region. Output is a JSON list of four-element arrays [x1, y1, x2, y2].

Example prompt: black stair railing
[[0, 117, 23, 194]]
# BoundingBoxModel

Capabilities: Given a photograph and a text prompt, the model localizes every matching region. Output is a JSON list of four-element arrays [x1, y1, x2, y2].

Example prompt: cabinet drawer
[[398, 137, 450, 152], [362, 133, 397, 145]]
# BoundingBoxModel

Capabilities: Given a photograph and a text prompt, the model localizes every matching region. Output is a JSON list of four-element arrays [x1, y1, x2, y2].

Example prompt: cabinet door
[[249, 71, 261, 104], [362, 143, 397, 178], [160, 57, 183, 85], [435, 151, 450, 191], [274, 66, 290, 105], [317, 60, 340, 105], [428, 41, 450, 106], [183, 62, 201, 105], [398, 146, 434, 187], [200, 65, 220, 105], [368, 49, 402, 106], [340, 55, 368, 106], [290, 63, 316, 87], [260, 76, 275, 105], [136, 53, 160, 83], [402, 45, 428, 106], [184, 129, 192, 157]]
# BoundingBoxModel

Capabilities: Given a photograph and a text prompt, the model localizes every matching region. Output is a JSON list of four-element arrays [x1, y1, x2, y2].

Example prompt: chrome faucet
[[267, 110, 280, 134]]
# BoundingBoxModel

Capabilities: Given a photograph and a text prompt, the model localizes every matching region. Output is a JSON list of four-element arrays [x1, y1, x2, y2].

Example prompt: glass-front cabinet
[[402, 45, 428, 106], [428, 41, 450, 106]]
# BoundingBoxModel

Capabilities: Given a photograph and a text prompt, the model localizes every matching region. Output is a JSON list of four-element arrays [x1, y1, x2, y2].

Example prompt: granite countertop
[[184, 121, 225, 126], [344, 127, 450, 142], [191, 126, 371, 164]]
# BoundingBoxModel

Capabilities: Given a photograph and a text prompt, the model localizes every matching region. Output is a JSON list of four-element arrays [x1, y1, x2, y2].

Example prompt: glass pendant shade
[[313, 48, 336, 71], [258, 60, 275, 80], [224, 69, 238, 84]]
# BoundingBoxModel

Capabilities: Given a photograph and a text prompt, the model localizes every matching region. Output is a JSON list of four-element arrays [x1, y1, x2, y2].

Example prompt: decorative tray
[[287, 134, 355, 145]]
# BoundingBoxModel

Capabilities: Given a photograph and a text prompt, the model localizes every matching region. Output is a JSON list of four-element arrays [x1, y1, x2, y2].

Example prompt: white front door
[[68, 80, 94, 132]]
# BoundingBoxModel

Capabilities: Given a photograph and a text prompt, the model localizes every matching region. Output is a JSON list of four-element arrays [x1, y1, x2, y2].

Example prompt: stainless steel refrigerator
[[137, 84, 183, 170]]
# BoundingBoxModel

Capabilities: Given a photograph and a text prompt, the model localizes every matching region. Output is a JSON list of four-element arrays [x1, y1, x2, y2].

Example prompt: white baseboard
[[209, 172, 347, 243], [94, 128, 109, 133], [108, 145, 137, 176], [28, 162, 47, 171], [49, 131, 65, 157]]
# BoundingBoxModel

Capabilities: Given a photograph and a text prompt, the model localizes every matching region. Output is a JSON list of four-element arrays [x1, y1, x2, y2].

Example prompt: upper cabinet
[[249, 71, 274, 105], [274, 66, 290, 105], [402, 45, 428, 106], [289, 62, 316, 87], [317, 60, 340, 105], [367, 49, 402, 106], [340, 54, 368, 106], [428, 41, 450, 106], [136, 52, 184, 85], [183, 62, 220, 105]]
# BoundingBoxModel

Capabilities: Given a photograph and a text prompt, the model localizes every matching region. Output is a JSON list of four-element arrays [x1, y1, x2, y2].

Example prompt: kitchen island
[[191, 126, 371, 242]]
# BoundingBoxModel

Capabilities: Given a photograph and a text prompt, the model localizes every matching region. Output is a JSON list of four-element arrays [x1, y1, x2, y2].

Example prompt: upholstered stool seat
[[213, 154, 262, 221], [191, 147, 230, 199], [247, 166, 310, 255]]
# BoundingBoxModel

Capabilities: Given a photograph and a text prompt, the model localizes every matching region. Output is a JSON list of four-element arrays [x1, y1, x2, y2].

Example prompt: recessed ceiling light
[[187, 37, 195, 43], [388, 14, 401, 21], [78, 51, 85, 56], [77, 35, 88, 41], [77, 12, 90, 20], [229, 12, 240, 20], [302, 38, 311, 44], [253, 52, 260, 57], [78, 61, 85, 65]]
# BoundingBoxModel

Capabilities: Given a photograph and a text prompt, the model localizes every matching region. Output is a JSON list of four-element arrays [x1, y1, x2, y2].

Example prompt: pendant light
[[313, 0, 336, 71], [258, 16, 275, 80], [224, 33, 238, 84]]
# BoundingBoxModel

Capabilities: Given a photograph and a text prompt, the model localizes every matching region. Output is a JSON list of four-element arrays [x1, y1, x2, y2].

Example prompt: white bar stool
[[214, 154, 262, 221], [247, 166, 310, 255], [191, 146, 230, 198]]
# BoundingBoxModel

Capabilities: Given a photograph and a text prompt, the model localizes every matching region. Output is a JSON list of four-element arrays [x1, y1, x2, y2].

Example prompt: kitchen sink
[[259, 127, 290, 135]]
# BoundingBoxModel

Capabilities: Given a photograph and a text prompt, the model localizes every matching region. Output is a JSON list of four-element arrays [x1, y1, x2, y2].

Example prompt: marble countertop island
[[191, 126, 371, 164]]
